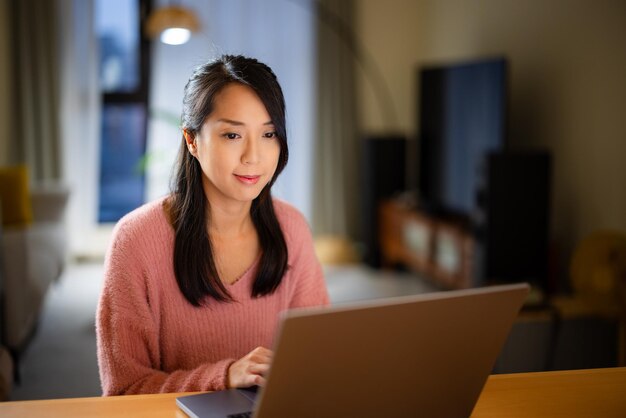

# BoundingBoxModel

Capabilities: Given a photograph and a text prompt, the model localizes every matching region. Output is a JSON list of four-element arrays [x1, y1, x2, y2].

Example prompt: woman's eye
[[264, 132, 277, 139], [224, 133, 240, 140]]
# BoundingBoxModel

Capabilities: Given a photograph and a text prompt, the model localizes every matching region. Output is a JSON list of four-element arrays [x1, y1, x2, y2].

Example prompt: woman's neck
[[206, 198, 254, 239]]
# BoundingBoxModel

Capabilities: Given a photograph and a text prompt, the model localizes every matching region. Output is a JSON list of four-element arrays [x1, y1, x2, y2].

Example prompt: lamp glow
[[160, 28, 191, 45], [145, 6, 200, 45]]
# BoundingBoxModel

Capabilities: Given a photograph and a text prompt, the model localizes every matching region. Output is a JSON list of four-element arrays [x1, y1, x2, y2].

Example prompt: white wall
[[58, 0, 106, 258], [355, 0, 626, 283]]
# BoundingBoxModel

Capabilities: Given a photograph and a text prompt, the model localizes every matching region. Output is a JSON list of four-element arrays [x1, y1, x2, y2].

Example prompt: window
[[95, 0, 151, 222]]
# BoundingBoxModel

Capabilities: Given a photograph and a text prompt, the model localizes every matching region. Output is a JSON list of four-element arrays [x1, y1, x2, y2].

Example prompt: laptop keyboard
[[227, 413, 252, 418]]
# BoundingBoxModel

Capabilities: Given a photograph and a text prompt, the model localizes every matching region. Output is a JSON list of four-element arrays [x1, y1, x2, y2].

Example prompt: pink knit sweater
[[96, 198, 329, 395]]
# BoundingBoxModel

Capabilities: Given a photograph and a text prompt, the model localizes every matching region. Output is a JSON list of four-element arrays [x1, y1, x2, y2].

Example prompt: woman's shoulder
[[111, 196, 171, 246], [272, 198, 311, 237], [272, 198, 305, 221]]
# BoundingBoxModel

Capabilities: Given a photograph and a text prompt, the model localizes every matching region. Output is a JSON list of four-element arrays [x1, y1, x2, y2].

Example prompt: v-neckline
[[225, 254, 261, 287]]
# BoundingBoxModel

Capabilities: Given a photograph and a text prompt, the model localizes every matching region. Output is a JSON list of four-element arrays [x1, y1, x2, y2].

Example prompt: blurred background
[[0, 0, 625, 402]]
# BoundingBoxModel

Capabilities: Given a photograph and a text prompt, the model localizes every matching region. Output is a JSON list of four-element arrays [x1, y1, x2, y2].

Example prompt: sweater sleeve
[[96, 218, 234, 395], [283, 207, 330, 309]]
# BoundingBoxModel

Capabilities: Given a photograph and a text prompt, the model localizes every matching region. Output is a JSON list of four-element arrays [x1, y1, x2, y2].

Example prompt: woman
[[96, 55, 329, 395]]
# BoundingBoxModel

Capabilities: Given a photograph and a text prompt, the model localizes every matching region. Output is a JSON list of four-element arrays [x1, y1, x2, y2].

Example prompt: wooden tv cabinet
[[378, 199, 475, 289]]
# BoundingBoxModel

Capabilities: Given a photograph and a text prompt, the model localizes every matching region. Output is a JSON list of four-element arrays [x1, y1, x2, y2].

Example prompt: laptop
[[177, 283, 529, 418]]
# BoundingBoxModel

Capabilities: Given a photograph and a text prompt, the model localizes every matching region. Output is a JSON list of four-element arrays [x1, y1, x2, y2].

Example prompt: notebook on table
[[177, 283, 529, 418]]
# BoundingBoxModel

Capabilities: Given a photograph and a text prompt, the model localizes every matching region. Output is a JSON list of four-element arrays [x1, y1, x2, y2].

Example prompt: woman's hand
[[227, 346, 273, 388]]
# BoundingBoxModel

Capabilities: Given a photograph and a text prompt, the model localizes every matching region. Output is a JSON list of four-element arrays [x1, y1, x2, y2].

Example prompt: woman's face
[[187, 83, 281, 208]]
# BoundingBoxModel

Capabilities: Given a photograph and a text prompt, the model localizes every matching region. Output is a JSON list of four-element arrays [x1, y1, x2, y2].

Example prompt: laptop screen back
[[253, 283, 529, 418]]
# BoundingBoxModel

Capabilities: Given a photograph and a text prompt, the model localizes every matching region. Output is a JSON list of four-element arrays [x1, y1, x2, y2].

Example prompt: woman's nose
[[241, 138, 260, 165]]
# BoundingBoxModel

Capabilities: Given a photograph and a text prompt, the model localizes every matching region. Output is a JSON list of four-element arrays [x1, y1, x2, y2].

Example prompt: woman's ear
[[183, 130, 197, 156]]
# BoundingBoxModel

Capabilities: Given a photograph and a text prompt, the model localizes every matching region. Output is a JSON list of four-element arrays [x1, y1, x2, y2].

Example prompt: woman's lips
[[234, 174, 261, 185]]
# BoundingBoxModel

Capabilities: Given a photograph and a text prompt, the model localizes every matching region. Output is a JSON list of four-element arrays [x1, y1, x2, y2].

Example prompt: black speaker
[[477, 151, 552, 289], [362, 136, 407, 267]]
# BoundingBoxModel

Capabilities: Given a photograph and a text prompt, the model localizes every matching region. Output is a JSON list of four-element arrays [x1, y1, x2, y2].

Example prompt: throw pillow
[[0, 165, 33, 227]]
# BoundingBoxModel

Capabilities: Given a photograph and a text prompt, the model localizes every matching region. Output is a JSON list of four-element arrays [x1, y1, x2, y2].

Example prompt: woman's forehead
[[205, 83, 271, 125]]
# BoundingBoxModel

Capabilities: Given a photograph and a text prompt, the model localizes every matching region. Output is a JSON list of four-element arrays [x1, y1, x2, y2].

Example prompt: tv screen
[[418, 57, 507, 218]]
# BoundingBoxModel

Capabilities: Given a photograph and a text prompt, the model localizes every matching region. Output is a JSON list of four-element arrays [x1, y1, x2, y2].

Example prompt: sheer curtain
[[312, 0, 360, 240], [7, 0, 62, 181]]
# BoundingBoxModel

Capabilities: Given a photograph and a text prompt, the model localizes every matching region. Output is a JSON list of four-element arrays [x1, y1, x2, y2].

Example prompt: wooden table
[[473, 367, 626, 417], [2, 367, 625, 417]]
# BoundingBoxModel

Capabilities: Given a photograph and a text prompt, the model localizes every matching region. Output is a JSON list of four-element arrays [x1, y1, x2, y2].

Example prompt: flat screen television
[[417, 57, 508, 219]]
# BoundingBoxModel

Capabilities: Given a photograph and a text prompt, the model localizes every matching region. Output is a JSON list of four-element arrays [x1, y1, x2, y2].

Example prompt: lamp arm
[[290, 0, 399, 131]]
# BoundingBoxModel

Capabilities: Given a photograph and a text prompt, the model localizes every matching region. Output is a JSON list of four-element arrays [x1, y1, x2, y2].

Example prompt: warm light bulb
[[160, 28, 191, 45]]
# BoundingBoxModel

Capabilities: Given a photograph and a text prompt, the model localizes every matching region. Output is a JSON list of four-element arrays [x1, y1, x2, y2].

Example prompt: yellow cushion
[[0, 165, 33, 227]]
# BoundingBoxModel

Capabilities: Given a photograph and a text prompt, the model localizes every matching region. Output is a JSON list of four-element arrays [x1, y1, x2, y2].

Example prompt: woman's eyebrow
[[216, 118, 274, 126], [217, 118, 245, 126]]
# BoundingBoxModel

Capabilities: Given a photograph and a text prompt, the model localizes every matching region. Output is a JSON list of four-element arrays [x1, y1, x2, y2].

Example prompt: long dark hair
[[169, 55, 289, 306]]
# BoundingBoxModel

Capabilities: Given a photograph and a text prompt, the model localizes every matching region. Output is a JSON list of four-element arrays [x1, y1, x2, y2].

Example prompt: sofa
[[0, 166, 69, 377]]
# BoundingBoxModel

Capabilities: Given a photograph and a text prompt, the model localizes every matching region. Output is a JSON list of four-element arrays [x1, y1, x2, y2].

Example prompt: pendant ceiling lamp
[[145, 4, 201, 45]]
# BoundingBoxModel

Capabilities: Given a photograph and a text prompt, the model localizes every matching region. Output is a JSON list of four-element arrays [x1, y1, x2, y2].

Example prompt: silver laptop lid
[[254, 283, 529, 418]]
